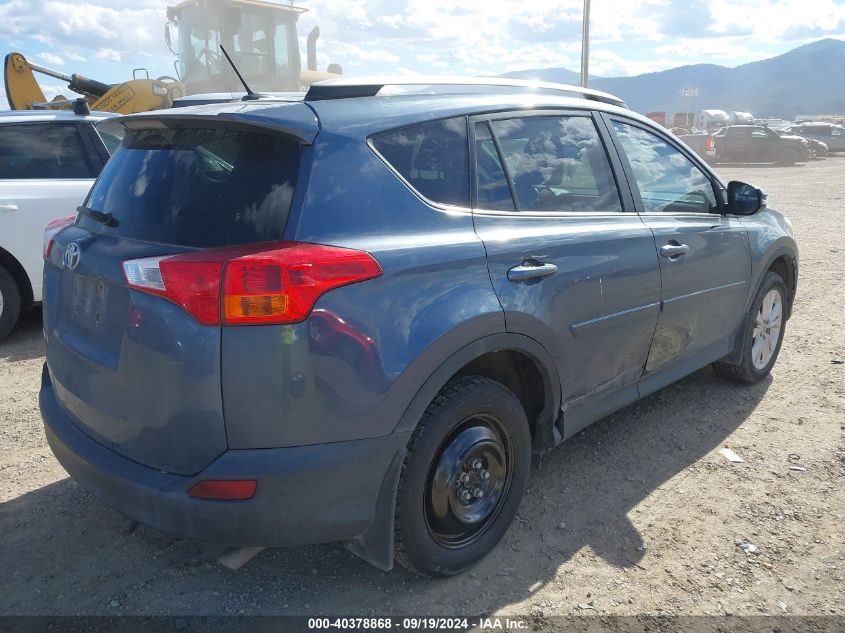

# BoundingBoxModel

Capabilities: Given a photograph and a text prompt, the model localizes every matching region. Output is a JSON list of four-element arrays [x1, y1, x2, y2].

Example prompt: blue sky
[[1, 0, 844, 109]]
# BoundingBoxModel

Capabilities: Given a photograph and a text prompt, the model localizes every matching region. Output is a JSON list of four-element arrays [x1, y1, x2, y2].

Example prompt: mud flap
[[344, 447, 406, 571]]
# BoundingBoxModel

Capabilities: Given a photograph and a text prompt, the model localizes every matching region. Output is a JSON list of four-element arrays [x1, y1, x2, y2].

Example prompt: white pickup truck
[[0, 109, 116, 340]]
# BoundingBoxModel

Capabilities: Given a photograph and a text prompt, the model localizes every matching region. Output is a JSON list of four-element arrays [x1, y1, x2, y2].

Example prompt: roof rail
[[304, 76, 627, 108]]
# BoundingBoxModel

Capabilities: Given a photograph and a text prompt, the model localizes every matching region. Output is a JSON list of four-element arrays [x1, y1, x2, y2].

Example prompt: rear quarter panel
[[221, 132, 508, 448]]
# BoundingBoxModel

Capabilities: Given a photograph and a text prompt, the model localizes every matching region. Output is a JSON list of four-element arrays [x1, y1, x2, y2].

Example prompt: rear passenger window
[[490, 116, 622, 212], [612, 121, 717, 214], [0, 123, 95, 179], [474, 122, 514, 211], [371, 117, 469, 207]]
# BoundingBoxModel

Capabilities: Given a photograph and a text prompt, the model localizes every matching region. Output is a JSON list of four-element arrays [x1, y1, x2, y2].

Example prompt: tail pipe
[[306, 26, 319, 71]]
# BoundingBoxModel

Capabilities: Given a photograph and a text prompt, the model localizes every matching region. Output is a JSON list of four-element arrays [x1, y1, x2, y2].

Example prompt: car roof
[[0, 109, 117, 124], [120, 91, 644, 141], [306, 92, 637, 138]]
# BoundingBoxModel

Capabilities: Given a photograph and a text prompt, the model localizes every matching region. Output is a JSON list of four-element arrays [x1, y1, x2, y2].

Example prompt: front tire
[[0, 265, 22, 342], [713, 272, 787, 384], [394, 376, 531, 577]]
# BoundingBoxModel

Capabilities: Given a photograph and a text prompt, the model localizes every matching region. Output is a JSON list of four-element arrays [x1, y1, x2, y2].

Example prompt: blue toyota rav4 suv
[[40, 78, 798, 577]]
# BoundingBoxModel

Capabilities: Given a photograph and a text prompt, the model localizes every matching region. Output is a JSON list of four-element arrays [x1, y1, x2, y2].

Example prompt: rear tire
[[713, 272, 787, 384], [394, 376, 531, 577], [0, 265, 22, 342]]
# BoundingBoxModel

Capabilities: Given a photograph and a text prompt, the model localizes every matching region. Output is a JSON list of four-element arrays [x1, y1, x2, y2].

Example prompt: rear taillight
[[706, 136, 715, 152], [43, 215, 76, 259], [122, 242, 382, 326]]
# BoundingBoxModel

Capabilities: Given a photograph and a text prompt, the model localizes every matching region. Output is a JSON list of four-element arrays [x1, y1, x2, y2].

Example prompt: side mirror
[[727, 181, 766, 215]]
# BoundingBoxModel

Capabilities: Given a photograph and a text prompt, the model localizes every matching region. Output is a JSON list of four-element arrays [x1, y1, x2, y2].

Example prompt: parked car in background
[[714, 125, 810, 164], [676, 130, 716, 163], [40, 79, 798, 577], [0, 109, 116, 340], [785, 122, 845, 152], [776, 129, 828, 157]]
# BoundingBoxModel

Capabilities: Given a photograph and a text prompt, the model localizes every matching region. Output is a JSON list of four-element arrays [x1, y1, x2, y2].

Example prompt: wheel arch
[[346, 332, 561, 572], [392, 333, 562, 450], [0, 246, 34, 309], [724, 244, 797, 364]]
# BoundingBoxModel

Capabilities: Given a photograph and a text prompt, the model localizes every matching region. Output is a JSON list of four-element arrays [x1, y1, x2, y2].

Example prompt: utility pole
[[580, 0, 591, 87]]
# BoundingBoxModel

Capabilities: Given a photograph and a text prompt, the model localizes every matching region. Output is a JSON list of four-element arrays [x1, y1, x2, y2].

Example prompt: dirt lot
[[0, 159, 842, 620]]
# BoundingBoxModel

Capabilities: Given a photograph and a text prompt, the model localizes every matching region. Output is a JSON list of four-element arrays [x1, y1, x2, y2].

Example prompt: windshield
[[176, 5, 296, 93], [80, 125, 301, 248]]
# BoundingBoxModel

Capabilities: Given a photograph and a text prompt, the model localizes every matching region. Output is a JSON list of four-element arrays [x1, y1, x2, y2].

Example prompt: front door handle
[[0, 204, 18, 211], [659, 243, 690, 259], [507, 261, 558, 282]]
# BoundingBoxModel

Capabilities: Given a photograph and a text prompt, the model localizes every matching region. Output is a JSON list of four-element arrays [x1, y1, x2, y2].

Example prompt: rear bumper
[[40, 364, 410, 549]]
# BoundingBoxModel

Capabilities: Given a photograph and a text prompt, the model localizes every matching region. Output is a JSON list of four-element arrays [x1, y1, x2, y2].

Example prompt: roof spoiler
[[304, 76, 627, 108]]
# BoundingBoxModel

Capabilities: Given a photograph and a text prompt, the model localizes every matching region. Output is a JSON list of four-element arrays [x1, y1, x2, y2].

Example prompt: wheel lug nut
[[459, 472, 470, 483], [460, 490, 471, 502], [471, 459, 482, 470], [473, 488, 483, 498], [481, 470, 490, 480]]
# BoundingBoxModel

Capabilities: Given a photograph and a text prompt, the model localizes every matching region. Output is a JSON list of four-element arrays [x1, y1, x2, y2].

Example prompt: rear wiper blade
[[77, 205, 119, 227]]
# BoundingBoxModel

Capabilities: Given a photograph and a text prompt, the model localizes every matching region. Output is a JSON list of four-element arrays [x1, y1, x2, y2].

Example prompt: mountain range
[[501, 38, 845, 119]]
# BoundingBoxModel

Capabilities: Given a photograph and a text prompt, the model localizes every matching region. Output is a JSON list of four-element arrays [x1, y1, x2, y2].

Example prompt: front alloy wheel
[[751, 288, 783, 370], [713, 271, 788, 383]]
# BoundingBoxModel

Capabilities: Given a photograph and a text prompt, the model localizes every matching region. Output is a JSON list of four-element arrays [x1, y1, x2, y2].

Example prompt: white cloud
[[0, 0, 842, 88], [37, 52, 65, 66], [96, 48, 122, 63], [64, 51, 87, 63]]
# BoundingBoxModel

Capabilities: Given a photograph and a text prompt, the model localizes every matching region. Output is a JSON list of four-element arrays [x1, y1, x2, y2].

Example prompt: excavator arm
[[4, 52, 184, 113]]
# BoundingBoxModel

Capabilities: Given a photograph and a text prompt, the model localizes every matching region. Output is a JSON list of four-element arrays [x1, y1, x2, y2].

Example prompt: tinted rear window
[[82, 126, 300, 248], [371, 117, 469, 207]]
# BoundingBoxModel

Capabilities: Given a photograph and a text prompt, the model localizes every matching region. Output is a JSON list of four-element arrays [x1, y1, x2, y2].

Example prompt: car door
[[603, 115, 752, 396], [827, 125, 845, 151], [751, 126, 778, 160], [471, 111, 662, 438], [0, 121, 102, 302]]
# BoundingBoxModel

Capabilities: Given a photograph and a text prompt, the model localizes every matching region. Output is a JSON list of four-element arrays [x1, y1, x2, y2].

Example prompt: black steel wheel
[[424, 413, 514, 549], [394, 375, 531, 577]]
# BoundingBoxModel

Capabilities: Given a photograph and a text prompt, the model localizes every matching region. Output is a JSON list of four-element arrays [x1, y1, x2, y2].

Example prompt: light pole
[[580, 0, 591, 87]]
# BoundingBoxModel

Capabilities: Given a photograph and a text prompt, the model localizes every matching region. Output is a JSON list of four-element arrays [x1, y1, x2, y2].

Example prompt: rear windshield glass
[[81, 126, 300, 248], [371, 117, 469, 207]]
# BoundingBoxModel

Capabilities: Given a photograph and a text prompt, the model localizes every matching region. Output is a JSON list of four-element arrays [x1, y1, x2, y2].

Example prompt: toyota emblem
[[63, 242, 81, 270]]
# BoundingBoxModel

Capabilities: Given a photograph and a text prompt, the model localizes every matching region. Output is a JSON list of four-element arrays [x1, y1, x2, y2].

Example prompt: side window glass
[[490, 116, 622, 212], [612, 121, 718, 214], [474, 122, 514, 211], [0, 123, 94, 179], [96, 129, 122, 155], [831, 127, 842, 137], [371, 117, 469, 207]]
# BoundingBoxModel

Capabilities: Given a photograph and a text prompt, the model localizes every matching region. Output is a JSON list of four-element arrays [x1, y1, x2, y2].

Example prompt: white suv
[[0, 109, 116, 340]]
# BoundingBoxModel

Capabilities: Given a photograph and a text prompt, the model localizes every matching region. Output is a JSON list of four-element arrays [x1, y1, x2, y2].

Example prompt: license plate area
[[67, 274, 109, 332]]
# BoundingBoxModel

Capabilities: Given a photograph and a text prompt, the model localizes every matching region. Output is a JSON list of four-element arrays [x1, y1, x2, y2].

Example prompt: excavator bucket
[[4, 52, 47, 109]]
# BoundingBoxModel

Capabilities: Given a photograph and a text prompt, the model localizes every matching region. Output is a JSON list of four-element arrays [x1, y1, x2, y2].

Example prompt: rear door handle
[[659, 243, 690, 259], [0, 204, 18, 211], [507, 262, 558, 282]]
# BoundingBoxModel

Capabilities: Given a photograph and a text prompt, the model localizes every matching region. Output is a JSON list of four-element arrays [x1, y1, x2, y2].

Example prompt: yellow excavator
[[4, 0, 342, 114]]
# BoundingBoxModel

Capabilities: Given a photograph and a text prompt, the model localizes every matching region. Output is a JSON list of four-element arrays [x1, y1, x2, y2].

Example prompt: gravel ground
[[0, 158, 842, 620]]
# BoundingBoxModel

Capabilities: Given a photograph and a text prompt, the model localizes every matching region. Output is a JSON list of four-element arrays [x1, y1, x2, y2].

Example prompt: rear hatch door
[[44, 107, 311, 475]]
